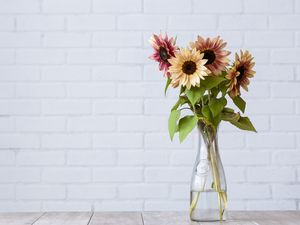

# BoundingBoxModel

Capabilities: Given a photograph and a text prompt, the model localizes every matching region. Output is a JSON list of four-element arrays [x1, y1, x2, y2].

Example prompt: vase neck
[[197, 122, 218, 147]]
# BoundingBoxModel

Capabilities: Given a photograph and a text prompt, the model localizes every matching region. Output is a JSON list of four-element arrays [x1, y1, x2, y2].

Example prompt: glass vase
[[189, 122, 227, 222]]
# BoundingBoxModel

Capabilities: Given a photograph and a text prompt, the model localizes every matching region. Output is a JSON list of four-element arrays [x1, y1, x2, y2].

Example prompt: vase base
[[190, 209, 227, 222]]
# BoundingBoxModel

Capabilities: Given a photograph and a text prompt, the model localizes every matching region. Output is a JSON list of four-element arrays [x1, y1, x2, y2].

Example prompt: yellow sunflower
[[190, 36, 230, 75], [226, 50, 255, 97], [168, 48, 210, 90]]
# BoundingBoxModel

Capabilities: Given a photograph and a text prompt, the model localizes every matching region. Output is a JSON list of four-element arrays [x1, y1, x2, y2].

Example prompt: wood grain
[[89, 212, 142, 225], [0, 212, 43, 225], [32, 212, 92, 225]]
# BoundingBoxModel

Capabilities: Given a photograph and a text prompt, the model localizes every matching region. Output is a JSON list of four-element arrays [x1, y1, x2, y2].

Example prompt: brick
[[241, 81, 269, 98], [95, 200, 143, 211], [0, 50, 15, 65], [246, 48, 269, 64], [255, 65, 294, 81], [0, 66, 39, 81], [93, 0, 141, 13], [67, 116, 116, 132], [194, 0, 241, 13], [0, 84, 14, 98], [244, 0, 293, 13], [246, 99, 294, 114], [93, 167, 143, 182], [42, 0, 90, 13], [93, 32, 142, 47], [0, 185, 14, 199], [0, 16, 14, 31], [219, 15, 267, 30], [0, 201, 40, 212], [42, 168, 91, 183], [145, 133, 194, 149], [0, 134, 40, 148], [93, 66, 142, 81], [67, 15, 115, 31], [143, 65, 166, 81], [42, 66, 90, 81], [144, 0, 192, 13], [0, 100, 40, 115], [17, 16, 64, 31], [271, 83, 300, 98], [170, 151, 195, 166], [42, 100, 91, 115], [247, 167, 295, 182], [145, 167, 191, 182], [144, 99, 174, 115], [16, 117, 65, 132], [271, 116, 300, 131], [118, 150, 169, 166], [224, 167, 246, 182], [119, 184, 168, 199], [43, 33, 90, 47], [245, 31, 294, 47], [93, 133, 143, 148], [17, 151, 65, 166], [16, 83, 65, 98], [273, 184, 300, 199], [270, 16, 300, 29], [16, 49, 65, 64], [246, 200, 296, 210], [42, 201, 91, 211], [246, 133, 295, 149], [118, 15, 167, 30], [94, 99, 143, 115], [218, 133, 245, 149], [67, 83, 115, 98], [144, 200, 188, 211], [170, 184, 189, 200], [117, 116, 166, 132], [67, 151, 116, 166], [16, 185, 65, 200], [68, 185, 116, 199], [118, 49, 151, 64], [0, 0, 39, 13], [168, 16, 216, 30], [0, 151, 15, 165], [0, 32, 40, 47], [68, 49, 115, 64], [222, 151, 269, 165], [272, 49, 300, 64], [272, 150, 300, 165], [228, 184, 270, 199], [0, 168, 40, 182], [42, 134, 91, 149], [297, 0, 300, 12]]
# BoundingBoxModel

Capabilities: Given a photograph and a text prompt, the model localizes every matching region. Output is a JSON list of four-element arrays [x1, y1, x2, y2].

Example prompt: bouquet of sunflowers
[[149, 34, 256, 142]]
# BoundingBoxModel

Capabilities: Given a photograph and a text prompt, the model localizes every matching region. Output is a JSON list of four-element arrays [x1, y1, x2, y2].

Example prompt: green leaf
[[201, 76, 226, 89], [221, 111, 240, 122], [208, 97, 227, 118], [168, 110, 181, 140], [202, 105, 212, 121], [164, 77, 171, 96], [223, 107, 234, 113], [178, 115, 198, 143], [232, 95, 246, 113], [230, 116, 257, 132], [185, 86, 205, 106], [171, 96, 187, 111]]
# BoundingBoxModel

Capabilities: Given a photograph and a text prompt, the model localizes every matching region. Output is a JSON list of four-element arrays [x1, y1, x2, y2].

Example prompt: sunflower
[[226, 50, 255, 97], [168, 48, 210, 90], [190, 36, 230, 75], [149, 33, 177, 77]]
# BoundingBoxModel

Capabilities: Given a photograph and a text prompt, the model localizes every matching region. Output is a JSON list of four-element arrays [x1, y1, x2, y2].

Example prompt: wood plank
[[89, 212, 142, 225], [247, 211, 300, 225], [142, 212, 199, 225], [33, 212, 92, 225], [0, 212, 43, 225]]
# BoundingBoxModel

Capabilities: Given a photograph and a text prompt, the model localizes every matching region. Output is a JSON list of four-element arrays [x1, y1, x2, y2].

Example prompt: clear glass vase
[[190, 122, 227, 222]]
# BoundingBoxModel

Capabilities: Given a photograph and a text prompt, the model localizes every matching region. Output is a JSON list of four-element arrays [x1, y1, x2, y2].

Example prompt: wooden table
[[0, 211, 299, 225]]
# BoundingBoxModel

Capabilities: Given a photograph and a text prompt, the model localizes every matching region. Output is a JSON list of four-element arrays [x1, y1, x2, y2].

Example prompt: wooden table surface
[[0, 211, 299, 225]]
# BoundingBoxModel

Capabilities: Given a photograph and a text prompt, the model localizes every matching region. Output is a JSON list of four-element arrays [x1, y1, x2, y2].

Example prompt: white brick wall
[[0, 0, 299, 212]]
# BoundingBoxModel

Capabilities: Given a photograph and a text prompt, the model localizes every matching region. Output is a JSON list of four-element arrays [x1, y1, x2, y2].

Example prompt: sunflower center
[[182, 60, 197, 75], [236, 66, 245, 81], [159, 47, 169, 62], [202, 49, 216, 65]]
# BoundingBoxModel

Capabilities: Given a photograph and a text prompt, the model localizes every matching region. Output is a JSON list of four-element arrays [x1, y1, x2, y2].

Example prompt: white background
[[0, 0, 299, 212]]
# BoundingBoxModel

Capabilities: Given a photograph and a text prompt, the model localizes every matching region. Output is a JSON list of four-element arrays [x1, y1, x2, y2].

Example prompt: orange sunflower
[[190, 36, 230, 75], [226, 50, 255, 97]]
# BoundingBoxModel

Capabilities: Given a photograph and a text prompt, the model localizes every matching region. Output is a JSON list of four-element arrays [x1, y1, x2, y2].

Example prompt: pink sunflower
[[149, 33, 177, 77]]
